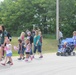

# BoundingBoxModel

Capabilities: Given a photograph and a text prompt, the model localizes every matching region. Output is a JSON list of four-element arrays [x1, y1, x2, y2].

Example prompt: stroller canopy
[[61, 38, 74, 45]]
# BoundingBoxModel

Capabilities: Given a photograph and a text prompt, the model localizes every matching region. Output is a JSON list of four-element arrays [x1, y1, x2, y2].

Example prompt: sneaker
[[30, 57, 33, 60], [23, 57, 25, 60], [39, 56, 43, 58], [0, 59, 2, 61], [10, 63, 13, 65], [25, 60, 28, 62], [32, 56, 34, 58], [7, 61, 11, 64], [1, 63, 6, 66], [18, 58, 22, 60]]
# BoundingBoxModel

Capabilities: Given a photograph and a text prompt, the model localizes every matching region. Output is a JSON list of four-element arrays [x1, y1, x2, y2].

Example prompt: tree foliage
[[60, 0, 76, 37], [0, 0, 76, 37], [0, 0, 56, 36]]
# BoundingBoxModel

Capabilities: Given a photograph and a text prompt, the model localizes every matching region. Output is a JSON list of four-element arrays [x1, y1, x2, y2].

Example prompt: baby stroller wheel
[[64, 53, 68, 56], [73, 52, 75, 56], [56, 52, 61, 56], [61, 52, 64, 56], [68, 53, 71, 56]]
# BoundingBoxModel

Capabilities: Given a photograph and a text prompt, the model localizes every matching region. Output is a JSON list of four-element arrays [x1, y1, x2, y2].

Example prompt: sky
[[0, 0, 4, 2]]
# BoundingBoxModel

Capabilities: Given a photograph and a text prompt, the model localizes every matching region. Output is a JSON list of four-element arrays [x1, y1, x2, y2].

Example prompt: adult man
[[59, 29, 63, 44]]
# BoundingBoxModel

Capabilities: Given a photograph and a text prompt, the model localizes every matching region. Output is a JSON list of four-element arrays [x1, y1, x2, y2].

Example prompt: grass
[[11, 37, 58, 56], [42, 39, 58, 53]]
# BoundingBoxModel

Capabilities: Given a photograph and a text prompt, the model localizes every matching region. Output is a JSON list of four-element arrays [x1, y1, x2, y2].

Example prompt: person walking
[[59, 29, 63, 44], [0, 25, 8, 61], [33, 30, 43, 58], [1, 38, 13, 66], [27, 31, 33, 56]]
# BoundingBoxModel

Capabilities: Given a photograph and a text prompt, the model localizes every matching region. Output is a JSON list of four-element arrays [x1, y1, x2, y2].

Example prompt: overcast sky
[[0, 0, 4, 2]]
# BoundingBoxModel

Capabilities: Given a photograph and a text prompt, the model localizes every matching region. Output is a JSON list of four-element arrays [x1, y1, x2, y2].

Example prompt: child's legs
[[30, 49, 33, 55], [4, 56, 8, 64], [22, 50, 25, 58], [26, 52, 30, 59], [26, 54, 30, 58], [20, 53, 23, 58], [18, 50, 22, 58], [9, 57, 13, 63]]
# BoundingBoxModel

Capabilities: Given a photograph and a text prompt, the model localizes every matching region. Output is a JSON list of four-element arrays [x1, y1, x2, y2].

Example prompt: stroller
[[56, 38, 75, 56]]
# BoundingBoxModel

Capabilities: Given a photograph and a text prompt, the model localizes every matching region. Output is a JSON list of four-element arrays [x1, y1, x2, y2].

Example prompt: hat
[[27, 31, 31, 35]]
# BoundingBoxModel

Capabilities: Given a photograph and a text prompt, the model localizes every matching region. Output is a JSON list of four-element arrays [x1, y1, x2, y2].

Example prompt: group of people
[[0, 25, 43, 66], [0, 25, 13, 65], [0, 24, 76, 66], [17, 29, 43, 62]]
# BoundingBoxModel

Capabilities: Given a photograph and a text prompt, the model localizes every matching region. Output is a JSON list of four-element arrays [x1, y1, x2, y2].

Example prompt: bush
[[43, 34, 56, 39]]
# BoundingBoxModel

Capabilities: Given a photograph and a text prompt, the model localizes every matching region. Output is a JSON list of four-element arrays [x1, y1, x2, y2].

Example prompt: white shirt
[[6, 44, 12, 54], [59, 31, 63, 39]]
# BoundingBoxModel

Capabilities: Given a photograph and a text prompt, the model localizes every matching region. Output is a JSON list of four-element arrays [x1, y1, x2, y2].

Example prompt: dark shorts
[[18, 49, 25, 55], [26, 52, 30, 54]]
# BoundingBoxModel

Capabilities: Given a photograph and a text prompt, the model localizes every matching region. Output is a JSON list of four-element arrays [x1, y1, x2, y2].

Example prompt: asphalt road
[[0, 53, 76, 75]]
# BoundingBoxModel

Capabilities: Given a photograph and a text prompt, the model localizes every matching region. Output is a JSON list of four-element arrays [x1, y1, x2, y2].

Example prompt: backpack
[[40, 36, 42, 43], [7, 32, 12, 41]]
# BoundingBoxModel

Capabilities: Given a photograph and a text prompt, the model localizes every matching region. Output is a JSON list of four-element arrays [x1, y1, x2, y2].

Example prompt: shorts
[[6, 53, 12, 57], [18, 49, 25, 55], [26, 52, 30, 54]]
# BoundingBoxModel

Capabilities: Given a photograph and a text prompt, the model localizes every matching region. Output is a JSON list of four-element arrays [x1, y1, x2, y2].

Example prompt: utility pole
[[56, 0, 59, 40]]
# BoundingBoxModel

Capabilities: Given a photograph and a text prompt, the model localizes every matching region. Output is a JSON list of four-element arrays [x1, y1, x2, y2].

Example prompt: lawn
[[11, 37, 58, 56]]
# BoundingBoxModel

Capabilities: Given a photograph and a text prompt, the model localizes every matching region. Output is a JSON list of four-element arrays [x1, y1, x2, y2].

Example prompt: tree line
[[0, 0, 76, 37]]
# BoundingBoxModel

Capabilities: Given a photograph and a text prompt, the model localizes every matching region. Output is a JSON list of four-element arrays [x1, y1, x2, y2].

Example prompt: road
[[0, 53, 76, 75]]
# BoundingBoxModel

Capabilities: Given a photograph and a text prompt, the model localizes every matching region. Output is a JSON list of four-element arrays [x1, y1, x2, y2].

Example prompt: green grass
[[42, 38, 58, 53], [11, 37, 58, 56], [43, 34, 56, 39]]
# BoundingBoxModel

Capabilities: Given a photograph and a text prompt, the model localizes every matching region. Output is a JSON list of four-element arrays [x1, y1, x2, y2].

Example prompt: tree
[[59, 0, 76, 37]]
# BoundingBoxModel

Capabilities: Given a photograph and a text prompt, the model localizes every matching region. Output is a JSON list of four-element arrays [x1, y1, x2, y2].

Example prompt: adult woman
[[33, 30, 43, 58], [0, 25, 7, 61]]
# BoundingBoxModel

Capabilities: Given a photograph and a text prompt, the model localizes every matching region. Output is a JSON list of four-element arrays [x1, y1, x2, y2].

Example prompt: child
[[27, 31, 33, 56], [1, 38, 13, 66], [20, 32, 25, 44], [25, 38, 31, 61], [18, 39, 25, 60], [73, 31, 76, 47]]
